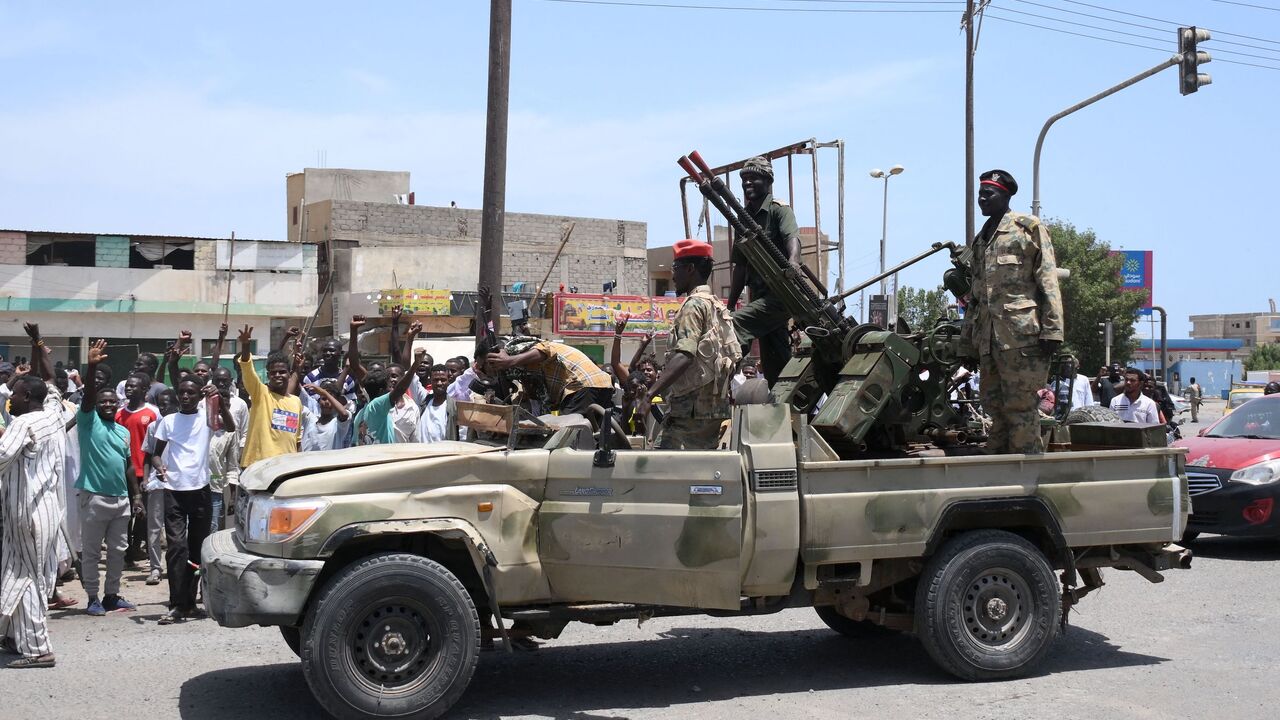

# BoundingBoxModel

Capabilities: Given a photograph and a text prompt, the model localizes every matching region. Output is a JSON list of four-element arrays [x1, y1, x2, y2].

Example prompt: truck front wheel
[[916, 530, 1060, 681], [301, 553, 481, 720]]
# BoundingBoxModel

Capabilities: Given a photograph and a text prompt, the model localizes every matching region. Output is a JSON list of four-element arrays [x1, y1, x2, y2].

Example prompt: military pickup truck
[[202, 403, 1191, 720]]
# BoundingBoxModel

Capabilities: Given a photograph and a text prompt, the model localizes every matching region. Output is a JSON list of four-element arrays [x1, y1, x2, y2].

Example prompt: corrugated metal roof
[[0, 228, 288, 243]]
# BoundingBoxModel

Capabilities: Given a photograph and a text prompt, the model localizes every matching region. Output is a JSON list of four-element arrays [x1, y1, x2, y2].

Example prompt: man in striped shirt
[[0, 373, 66, 668], [483, 340, 614, 416]]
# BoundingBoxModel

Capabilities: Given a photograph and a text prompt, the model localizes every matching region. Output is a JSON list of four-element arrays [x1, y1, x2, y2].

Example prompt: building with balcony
[[0, 229, 318, 379]]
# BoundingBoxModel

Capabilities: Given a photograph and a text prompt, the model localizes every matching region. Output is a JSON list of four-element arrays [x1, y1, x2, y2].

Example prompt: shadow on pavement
[[180, 662, 323, 720], [1184, 535, 1280, 562], [178, 623, 1164, 720]]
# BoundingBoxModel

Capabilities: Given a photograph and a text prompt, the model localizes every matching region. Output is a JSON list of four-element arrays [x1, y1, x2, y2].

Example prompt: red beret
[[673, 238, 713, 260]]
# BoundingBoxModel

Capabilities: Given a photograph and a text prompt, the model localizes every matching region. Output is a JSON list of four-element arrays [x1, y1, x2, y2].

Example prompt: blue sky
[[2, 0, 1276, 336]]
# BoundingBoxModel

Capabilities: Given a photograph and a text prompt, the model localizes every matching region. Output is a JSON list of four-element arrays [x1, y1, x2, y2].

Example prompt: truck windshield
[[1208, 397, 1280, 439]]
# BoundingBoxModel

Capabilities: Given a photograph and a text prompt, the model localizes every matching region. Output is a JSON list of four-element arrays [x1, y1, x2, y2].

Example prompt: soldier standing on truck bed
[[638, 239, 741, 449], [958, 170, 1064, 455], [727, 156, 804, 388]]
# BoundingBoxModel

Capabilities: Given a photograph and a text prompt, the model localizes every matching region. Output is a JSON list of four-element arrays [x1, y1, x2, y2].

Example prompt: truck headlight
[[1231, 460, 1280, 486], [244, 495, 330, 544]]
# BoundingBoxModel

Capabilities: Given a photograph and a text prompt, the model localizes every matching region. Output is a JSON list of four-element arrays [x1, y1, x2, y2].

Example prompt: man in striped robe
[[0, 374, 66, 668]]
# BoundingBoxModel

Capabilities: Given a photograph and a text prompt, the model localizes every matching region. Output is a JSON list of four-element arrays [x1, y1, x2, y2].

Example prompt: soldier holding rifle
[[958, 170, 1064, 455], [727, 156, 804, 387]]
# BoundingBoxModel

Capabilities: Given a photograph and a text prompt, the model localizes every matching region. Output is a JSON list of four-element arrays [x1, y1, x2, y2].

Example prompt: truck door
[[538, 446, 744, 611]]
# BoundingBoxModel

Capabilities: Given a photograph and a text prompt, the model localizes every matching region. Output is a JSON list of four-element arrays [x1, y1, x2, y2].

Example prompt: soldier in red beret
[[638, 240, 741, 449]]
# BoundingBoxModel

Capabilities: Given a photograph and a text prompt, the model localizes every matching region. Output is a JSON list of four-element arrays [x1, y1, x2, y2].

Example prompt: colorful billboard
[[376, 289, 451, 316], [553, 293, 691, 337], [1113, 250, 1153, 315]]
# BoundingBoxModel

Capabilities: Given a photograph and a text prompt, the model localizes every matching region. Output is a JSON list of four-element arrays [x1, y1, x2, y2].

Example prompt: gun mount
[[678, 150, 976, 456]]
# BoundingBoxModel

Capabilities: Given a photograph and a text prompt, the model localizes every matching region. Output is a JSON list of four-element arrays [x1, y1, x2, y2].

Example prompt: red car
[[1174, 395, 1280, 539]]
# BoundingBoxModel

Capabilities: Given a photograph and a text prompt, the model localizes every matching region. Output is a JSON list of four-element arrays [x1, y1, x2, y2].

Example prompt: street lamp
[[870, 165, 904, 324]]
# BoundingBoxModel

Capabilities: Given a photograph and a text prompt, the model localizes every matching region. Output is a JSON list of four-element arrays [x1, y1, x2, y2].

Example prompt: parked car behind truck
[[204, 403, 1190, 720]]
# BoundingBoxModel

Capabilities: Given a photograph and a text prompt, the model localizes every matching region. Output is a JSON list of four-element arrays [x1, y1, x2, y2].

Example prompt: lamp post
[[870, 165, 904, 322]]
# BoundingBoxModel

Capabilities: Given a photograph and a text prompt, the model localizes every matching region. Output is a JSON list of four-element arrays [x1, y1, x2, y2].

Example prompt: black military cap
[[979, 169, 1018, 196]]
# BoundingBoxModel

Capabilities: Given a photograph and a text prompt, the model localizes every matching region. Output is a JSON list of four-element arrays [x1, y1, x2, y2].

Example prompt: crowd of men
[[0, 237, 764, 668]]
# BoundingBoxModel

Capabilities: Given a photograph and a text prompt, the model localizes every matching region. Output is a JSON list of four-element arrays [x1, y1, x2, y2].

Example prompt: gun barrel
[[835, 242, 959, 302]]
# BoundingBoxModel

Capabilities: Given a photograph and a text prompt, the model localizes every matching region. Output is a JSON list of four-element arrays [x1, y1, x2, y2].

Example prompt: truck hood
[[239, 442, 502, 492], [1174, 436, 1280, 471]]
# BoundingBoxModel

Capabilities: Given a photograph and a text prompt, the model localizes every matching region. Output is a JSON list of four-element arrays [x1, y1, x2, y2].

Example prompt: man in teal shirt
[[76, 340, 141, 616]]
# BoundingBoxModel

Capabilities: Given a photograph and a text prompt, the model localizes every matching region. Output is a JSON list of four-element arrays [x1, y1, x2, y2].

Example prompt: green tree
[[1047, 220, 1149, 373], [1245, 343, 1280, 371], [895, 284, 951, 332]]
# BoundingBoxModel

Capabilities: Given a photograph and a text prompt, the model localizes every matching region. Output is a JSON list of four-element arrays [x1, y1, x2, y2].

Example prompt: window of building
[[25, 236, 96, 267], [1246, 321, 1251, 328], [653, 278, 670, 296], [129, 239, 194, 270]]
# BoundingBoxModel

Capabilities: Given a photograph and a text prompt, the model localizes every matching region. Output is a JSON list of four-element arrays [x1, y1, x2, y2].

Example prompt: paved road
[[8, 400, 1259, 720]]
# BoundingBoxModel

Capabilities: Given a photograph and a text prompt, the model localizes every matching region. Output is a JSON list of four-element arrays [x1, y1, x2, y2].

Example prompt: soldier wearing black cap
[[727, 155, 804, 387], [958, 169, 1065, 455]]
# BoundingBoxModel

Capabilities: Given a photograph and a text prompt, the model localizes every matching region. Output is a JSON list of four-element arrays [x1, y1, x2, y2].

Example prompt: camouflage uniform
[[731, 194, 799, 386], [659, 285, 740, 450], [959, 211, 1064, 454]]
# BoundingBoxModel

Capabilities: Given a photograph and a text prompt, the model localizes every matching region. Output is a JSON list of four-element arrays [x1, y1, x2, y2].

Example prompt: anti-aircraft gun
[[678, 151, 975, 456]]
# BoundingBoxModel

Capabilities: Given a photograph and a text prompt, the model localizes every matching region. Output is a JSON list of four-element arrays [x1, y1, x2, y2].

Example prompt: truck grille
[[1186, 472, 1223, 496], [753, 469, 798, 492]]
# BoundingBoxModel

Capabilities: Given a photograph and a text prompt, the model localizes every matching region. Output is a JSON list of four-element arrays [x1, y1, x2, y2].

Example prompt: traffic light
[[1177, 26, 1212, 95]]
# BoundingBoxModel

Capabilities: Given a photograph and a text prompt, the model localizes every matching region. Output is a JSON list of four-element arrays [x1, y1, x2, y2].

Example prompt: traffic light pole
[[1031, 55, 1180, 218]]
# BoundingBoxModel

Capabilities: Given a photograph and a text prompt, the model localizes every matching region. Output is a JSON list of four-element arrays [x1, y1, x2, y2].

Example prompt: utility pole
[[479, 0, 512, 321], [964, 0, 976, 245]]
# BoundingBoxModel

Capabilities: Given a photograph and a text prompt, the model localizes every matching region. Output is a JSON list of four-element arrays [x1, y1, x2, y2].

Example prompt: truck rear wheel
[[814, 606, 895, 638], [301, 553, 480, 720], [916, 530, 1060, 681]]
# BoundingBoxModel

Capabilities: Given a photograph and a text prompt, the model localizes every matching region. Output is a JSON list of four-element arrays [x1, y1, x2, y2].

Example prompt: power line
[[992, 3, 1280, 61], [539, 0, 959, 11], [1009, 0, 1280, 53], [1054, 0, 1280, 46], [984, 11, 1280, 69], [1211, 0, 1280, 12]]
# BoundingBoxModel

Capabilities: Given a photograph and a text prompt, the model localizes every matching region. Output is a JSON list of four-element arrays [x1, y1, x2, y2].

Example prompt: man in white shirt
[[1109, 368, 1160, 424], [150, 379, 234, 624], [418, 365, 455, 443]]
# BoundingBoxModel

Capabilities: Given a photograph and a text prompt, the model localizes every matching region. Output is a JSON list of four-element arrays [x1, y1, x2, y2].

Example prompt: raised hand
[[217, 322, 229, 337], [14, 363, 30, 377], [390, 305, 404, 324], [237, 325, 254, 344], [407, 320, 423, 336], [614, 314, 630, 335], [88, 339, 109, 365], [350, 315, 366, 332], [177, 330, 193, 350], [22, 322, 40, 340]]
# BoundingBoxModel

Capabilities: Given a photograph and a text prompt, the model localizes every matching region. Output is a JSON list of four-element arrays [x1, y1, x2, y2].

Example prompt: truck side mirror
[[593, 407, 617, 468]]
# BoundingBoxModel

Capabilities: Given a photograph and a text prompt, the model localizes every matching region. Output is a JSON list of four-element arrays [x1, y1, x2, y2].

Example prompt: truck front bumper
[[200, 529, 325, 628]]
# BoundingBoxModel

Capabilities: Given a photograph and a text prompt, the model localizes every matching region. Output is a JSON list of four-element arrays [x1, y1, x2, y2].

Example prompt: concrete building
[[1189, 311, 1280, 352], [646, 225, 832, 300], [0, 229, 318, 380], [290, 168, 649, 353]]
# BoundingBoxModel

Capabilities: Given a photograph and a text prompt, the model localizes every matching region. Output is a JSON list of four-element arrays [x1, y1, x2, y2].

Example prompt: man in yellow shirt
[[235, 325, 302, 468]]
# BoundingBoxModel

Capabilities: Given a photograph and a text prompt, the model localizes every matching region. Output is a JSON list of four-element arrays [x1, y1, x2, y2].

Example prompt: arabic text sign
[[1112, 250, 1153, 314], [377, 289, 451, 316], [553, 293, 688, 337]]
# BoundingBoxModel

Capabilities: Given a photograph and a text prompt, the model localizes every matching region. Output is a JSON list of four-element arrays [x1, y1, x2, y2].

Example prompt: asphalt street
[[7, 399, 1269, 720]]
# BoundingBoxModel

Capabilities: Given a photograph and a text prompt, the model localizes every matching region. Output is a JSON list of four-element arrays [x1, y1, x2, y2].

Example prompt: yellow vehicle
[[1225, 385, 1266, 416]]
